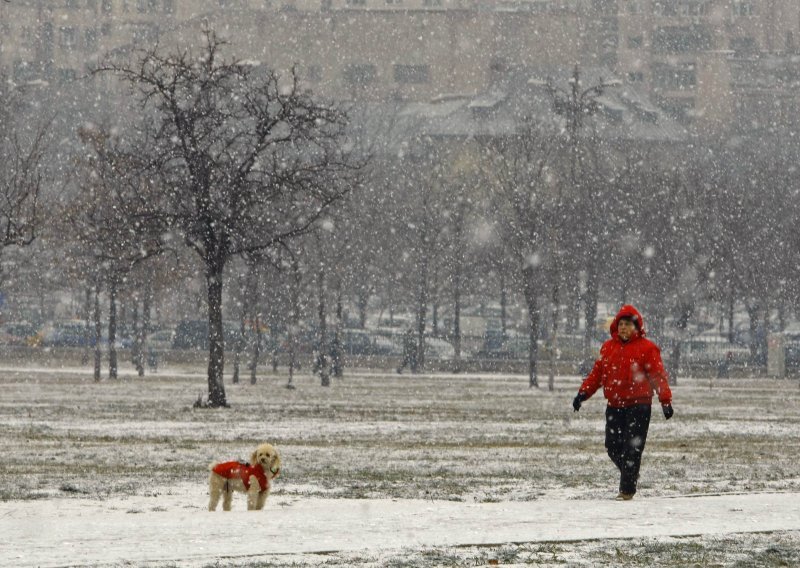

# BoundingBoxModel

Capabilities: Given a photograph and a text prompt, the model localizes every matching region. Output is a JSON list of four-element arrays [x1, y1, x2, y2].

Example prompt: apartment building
[[1, 0, 798, 133], [616, 0, 800, 130]]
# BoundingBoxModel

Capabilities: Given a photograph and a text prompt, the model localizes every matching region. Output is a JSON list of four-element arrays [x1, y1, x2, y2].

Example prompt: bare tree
[[484, 120, 562, 388], [97, 30, 358, 406], [66, 125, 163, 379], [0, 84, 50, 290]]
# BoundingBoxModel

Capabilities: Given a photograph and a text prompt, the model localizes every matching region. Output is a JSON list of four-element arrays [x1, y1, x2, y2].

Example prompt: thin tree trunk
[[132, 299, 143, 376], [415, 253, 429, 373], [287, 258, 300, 390], [548, 281, 559, 392], [357, 285, 369, 329], [233, 313, 245, 385], [583, 260, 599, 364], [727, 288, 735, 343], [250, 314, 262, 385], [206, 260, 228, 407], [500, 271, 508, 339], [108, 277, 118, 380], [233, 267, 256, 385], [524, 269, 540, 388], [332, 280, 343, 378], [669, 303, 692, 386], [94, 285, 102, 382], [140, 288, 151, 376], [82, 287, 91, 366], [453, 256, 462, 374], [317, 264, 330, 387]]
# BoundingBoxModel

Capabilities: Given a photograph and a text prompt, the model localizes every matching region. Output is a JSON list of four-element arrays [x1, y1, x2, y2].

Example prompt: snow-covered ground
[[1, 364, 799, 566]]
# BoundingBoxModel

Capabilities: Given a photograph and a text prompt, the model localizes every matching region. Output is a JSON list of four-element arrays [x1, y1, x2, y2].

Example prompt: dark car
[[171, 320, 245, 350]]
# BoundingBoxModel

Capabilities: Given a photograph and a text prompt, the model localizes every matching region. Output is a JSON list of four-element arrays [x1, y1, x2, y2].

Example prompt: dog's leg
[[222, 484, 233, 511], [255, 490, 269, 510], [208, 474, 222, 511], [247, 476, 260, 510]]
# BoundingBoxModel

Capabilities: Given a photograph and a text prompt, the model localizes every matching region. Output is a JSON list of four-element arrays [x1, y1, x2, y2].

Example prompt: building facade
[[1, 0, 798, 133]]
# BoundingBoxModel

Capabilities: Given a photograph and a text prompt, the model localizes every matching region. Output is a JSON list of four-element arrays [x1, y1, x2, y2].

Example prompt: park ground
[[1, 364, 799, 566]]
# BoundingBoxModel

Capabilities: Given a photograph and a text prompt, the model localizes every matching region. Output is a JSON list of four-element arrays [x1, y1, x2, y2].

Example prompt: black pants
[[605, 404, 651, 495]]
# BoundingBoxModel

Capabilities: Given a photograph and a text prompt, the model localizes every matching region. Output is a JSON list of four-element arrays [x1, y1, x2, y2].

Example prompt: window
[[652, 25, 712, 53], [627, 36, 643, 49], [626, 0, 642, 15], [659, 97, 695, 123], [137, 0, 157, 12], [343, 63, 377, 85], [59, 26, 77, 50], [679, 1, 708, 16], [306, 65, 323, 83], [653, 1, 677, 16], [59, 68, 77, 82], [652, 63, 696, 90], [729, 36, 756, 56], [731, 1, 754, 17], [85, 28, 98, 51], [394, 64, 429, 84]]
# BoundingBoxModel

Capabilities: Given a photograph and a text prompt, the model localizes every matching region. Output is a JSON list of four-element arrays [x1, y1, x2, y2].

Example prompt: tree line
[[3, 32, 800, 406]]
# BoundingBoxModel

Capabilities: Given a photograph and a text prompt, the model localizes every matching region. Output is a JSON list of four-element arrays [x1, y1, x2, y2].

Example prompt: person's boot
[[615, 492, 634, 501]]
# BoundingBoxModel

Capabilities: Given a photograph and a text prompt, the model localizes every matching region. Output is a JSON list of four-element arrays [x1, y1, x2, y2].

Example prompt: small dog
[[208, 443, 281, 511]]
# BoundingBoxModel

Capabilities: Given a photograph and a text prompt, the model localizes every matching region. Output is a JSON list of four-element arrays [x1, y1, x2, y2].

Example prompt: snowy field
[[1, 364, 800, 566]]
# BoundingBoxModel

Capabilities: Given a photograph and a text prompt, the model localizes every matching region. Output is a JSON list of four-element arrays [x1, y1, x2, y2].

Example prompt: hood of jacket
[[609, 304, 646, 340]]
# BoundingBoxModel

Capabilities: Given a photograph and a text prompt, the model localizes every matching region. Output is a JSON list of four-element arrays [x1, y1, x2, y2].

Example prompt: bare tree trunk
[[250, 314, 262, 385], [669, 303, 692, 386], [287, 258, 300, 390], [317, 265, 330, 387], [524, 269, 540, 388], [140, 287, 151, 377], [233, 267, 256, 385], [94, 285, 102, 382], [583, 260, 599, 363], [206, 260, 228, 407], [357, 285, 369, 329], [233, 314, 245, 385], [548, 281, 559, 392], [132, 298, 144, 376], [108, 277, 118, 380], [415, 253, 429, 373], [500, 271, 508, 339], [82, 287, 91, 366], [452, 259, 462, 374], [727, 288, 735, 344], [332, 280, 343, 378]]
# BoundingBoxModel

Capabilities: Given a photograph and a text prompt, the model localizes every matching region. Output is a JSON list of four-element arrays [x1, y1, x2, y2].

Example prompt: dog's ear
[[271, 452, 281, 477], [250, 450, 258, 465]]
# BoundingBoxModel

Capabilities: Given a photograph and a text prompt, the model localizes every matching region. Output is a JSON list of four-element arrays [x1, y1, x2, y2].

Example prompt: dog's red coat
[[212, 461, 269, 492]]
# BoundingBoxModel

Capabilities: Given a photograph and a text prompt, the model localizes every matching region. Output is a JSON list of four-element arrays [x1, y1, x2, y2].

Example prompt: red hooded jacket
[[578, 305, 672, 408], [212, 461, 270, 492]]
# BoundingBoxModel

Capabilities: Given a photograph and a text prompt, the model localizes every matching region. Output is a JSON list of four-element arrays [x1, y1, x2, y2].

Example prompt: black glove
[[573, 393, 587, 412], [662, 404, 674, 420]]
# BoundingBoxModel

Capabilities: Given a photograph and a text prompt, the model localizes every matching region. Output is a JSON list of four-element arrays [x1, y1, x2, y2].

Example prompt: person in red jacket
[[572, 304, 673, 501]]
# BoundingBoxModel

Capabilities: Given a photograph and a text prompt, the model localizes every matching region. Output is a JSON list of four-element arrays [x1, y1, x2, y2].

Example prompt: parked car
[[171, 320, 242, 350], [0, 321, 42, 347], [679, 333, 750, 365], [146, 329, 176, 351], [41, 321, 96, 348]]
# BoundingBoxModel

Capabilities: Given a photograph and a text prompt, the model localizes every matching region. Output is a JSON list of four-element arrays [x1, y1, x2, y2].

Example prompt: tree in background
[[98, 29, 359, 406]]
